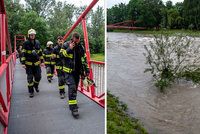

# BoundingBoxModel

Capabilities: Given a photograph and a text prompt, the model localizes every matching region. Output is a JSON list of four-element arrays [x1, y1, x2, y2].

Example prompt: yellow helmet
[[28, 28, 36, 35]]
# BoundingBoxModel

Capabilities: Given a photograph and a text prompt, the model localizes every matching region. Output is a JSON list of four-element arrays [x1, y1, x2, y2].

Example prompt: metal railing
[[0, 53, 16, 134], [79, 61, 105, 107]]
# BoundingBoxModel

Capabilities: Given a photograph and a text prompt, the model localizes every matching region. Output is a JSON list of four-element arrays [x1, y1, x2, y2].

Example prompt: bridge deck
[[8, 60, 104, 134]]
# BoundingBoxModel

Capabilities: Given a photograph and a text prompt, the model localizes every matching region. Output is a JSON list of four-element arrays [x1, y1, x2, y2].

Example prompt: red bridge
[[107, 20, 146, 30], [0, 0, 105, 133]]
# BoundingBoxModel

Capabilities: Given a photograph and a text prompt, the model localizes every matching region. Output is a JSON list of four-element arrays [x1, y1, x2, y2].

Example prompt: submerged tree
[[144, 34, 200, 91]]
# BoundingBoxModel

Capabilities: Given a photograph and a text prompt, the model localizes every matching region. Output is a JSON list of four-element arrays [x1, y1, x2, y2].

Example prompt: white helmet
[[47, 41, 53, 46], [28, 28, 36, 35]]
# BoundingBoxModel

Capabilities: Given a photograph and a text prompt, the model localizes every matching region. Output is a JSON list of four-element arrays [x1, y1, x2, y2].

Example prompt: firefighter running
[[21, 29, 44, 98], [60, 32, 90, 118], [43, 41, 55, 83], [53, 36, 66, 99]]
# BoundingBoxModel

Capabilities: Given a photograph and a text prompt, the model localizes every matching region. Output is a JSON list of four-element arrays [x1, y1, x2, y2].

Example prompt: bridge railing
[[0, 53, 16, 134], [79, 60, 105, 107], [0, 0, 16, 133]]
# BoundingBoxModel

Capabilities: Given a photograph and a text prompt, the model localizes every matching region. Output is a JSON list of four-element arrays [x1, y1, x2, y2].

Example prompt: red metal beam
[[0, 14, 6, 63], [63, 0, 99, 40]]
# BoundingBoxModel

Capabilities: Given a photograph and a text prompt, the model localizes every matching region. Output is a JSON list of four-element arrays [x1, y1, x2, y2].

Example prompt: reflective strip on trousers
[[45, 62, 51, 64], [56, 66, 62, 70], [25, 50, 32, 54], [28, 82, 34, 86], [59, 85, 65, 89], [25, 61, 40, 66], [51, 62, 56, 65], [44, 54, 53, 58], [47, 73, 53, 77], [34, 81, 39, 84], [68, 100, 77, 105], [40, 56, 44, 60], [21, 57, 26, 61], [63, 67, 72, 73]]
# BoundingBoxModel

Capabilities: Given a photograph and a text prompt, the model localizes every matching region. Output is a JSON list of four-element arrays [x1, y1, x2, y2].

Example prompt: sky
[[107, 0, 184, 8], [20, 0, 104, 9]]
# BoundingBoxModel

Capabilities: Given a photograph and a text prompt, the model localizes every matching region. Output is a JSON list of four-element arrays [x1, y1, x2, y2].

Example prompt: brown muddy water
[[107, 32, 200, 134]]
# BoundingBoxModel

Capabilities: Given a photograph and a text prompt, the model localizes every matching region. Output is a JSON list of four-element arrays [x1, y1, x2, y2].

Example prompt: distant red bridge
[[107, 20, 146, 30]]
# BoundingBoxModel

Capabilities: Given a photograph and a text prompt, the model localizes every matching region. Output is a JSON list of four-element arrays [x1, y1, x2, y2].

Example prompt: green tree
[[19, 11, 48, 47], [25, 0, 56, 18], [89, 6, 105, 53], [107, 3, 128, 24], [47, 2, 75, 41], [184, 0, 200, 30], [5, 0, 25, 47]]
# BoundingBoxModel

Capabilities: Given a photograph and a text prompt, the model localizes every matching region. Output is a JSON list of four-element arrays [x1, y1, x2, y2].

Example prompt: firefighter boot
[[60, 90, 65, 99], [71, 108, 79, 119], [48, 78, 51, 83], [28, 88, 34, 98]]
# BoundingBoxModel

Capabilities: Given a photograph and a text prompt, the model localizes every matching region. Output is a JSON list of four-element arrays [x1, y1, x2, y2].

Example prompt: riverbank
[[107, 92, 148, 134], [110, 29, 200, 37]]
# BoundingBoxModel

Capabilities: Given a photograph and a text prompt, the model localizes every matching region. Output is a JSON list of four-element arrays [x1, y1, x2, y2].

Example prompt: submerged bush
[[144, 34, 200, 91]]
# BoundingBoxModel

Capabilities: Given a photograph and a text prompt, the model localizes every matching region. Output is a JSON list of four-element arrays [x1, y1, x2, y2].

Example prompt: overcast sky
[[20, 0, 104, 9], [107, 0, 184, 8]]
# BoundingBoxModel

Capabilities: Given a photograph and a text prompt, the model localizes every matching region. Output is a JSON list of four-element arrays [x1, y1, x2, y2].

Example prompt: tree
[[107, 3, 128, 24], [19, 11, 49, 47], [166, 0, 173, 9], [25, 0, 56, 18], [89, 6, 105, 53], [47, 2, 75, 41], [5, 0, 25, 47], [184, 0, 200, 30]]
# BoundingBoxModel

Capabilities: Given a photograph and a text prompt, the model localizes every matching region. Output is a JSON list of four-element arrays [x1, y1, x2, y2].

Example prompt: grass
[[91, 53, 104, 62], [107, 92, 148, 134], [111, 29, 200, 37]]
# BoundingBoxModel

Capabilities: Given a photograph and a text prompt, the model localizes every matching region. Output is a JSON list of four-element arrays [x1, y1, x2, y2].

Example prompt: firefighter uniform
[[43, 47, 55, 82], [53, 43, 65, 97], [60, 41, 89, 113], [21, 39, 44, 96]]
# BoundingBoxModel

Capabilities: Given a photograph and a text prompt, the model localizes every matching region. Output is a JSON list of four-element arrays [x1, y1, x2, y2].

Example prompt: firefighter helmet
[[28, 29, 36, 35]]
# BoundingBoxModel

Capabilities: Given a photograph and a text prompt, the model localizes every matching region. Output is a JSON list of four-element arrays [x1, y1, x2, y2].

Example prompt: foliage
[[5, 0, 104, 54], [25, 0, 56, 18], [19, 11, 49, 47], [107, 92, 148, 134], [89, 6, 105, 53], [107, 0, 200, 30], [144, 34, 200, 91], [184, 0, 200, 30]]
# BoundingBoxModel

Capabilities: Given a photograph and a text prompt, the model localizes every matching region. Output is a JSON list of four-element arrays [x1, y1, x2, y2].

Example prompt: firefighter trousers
[[26, 66, 41, 93], [57, 69, 65, 94], [46, 65, 54, 80], [64, 72, 80, 110]]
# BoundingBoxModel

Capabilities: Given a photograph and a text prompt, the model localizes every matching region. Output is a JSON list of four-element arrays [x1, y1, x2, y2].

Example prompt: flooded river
[[107, 32, 200, 134]]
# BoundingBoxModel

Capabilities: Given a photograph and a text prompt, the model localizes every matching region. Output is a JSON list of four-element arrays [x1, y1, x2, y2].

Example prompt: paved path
[[8, 60, 104, 134]]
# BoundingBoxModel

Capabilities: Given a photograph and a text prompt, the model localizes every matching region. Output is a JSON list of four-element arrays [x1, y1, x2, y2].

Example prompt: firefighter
[[60, 32, 90, 118], [53, 36, 65, 99], [43, 41, 55, 83], [21, 29, 44, 98]]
